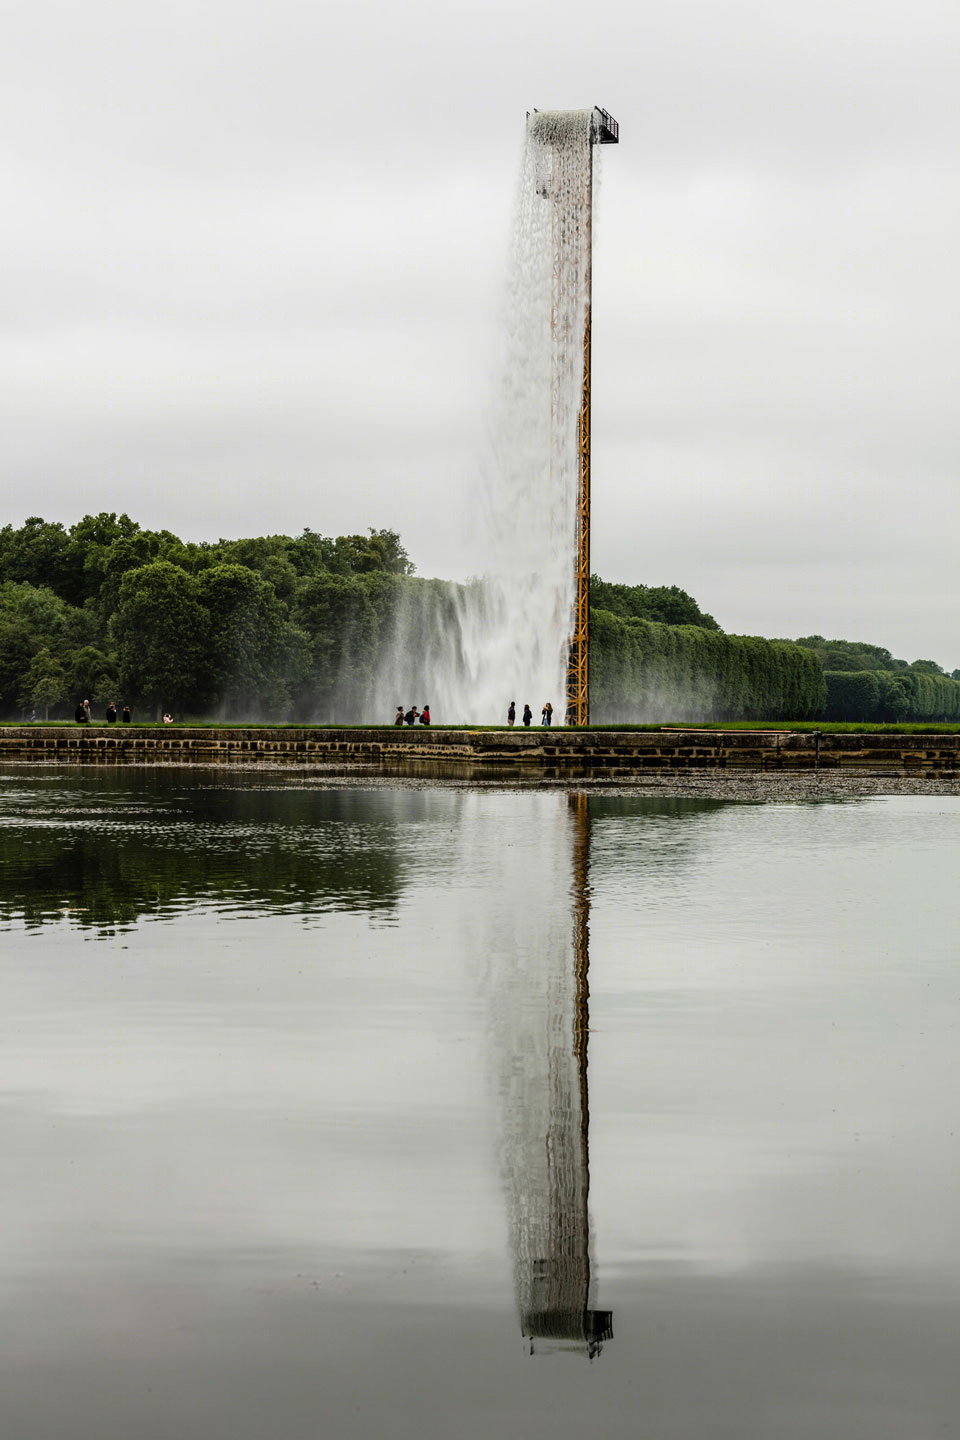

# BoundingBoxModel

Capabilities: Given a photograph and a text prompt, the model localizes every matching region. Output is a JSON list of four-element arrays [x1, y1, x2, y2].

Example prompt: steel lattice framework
[[564, 108, 617, 727]]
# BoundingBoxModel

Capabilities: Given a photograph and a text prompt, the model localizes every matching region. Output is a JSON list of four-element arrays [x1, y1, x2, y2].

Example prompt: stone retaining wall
[[1, 726, 958, 778]]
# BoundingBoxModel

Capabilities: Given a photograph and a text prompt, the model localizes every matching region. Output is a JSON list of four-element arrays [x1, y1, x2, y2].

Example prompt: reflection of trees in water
[[0, 772, 412, 932], [495, 793, 612, 1357]]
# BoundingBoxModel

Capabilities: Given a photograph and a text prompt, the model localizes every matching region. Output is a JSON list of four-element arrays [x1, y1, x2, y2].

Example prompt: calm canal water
[[2, 770, 960, 1439]]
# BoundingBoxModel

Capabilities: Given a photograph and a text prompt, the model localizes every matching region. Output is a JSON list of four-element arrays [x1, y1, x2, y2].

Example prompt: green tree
[[96, 534, 163, 618], [153, 534, 212, 575], [0, 518, 73, 598], [197, 564, 306, 717], [0, 615, 36, 716], [64, 512, 142, 607], [327, 529, 415, 577], [591, 576, 720, 630], [67, 646, 119, 708], [0, 578, 71, 639], [115, 562, 211, 717], [209, 537, 300, 606], [288, 528, 336, 578], [794, 637, 907, 672], [293, 572, 378, 718], [0, 580, 101, 716], [876, 672, 911, 722], [823, 670, 881, 722], [18, 646, 67, 719]]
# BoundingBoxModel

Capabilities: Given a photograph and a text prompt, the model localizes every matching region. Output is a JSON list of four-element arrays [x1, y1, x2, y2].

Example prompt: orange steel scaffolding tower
[[565, 108, 617, 726]]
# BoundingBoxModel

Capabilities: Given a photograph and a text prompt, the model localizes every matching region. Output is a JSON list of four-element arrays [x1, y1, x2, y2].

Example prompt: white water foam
[[366, 111, 596, 726]]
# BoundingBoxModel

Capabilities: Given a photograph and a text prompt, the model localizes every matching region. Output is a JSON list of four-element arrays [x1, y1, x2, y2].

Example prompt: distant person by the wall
[[541, 702, 552, 726], [403, 707, 418, 727], [507, 701, 516, 726], [82, 699, 91, 723], [121, 706, 131, 723], [522, 704, 532, 727], [106, 702, 117, 724], [395, 706, 404, 726], [74, 702, 87, 724], [419, 705, 430, 726]]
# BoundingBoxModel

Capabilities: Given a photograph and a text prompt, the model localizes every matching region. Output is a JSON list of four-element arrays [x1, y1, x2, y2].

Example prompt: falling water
[[364, 111, 597, 725], [462, 791, 610, 1353]]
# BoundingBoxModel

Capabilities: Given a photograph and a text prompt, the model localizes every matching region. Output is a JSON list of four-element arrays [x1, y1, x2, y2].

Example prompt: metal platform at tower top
[[592, 107, 619, 144], [526, 106, 619, 144]]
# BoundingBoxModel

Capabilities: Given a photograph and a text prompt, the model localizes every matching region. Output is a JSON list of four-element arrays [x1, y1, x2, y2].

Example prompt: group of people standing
[[74, 700, 131, 724], [507, 701, 552, 727], [388, 700, 559, 727], [395, 705, 431, 727]]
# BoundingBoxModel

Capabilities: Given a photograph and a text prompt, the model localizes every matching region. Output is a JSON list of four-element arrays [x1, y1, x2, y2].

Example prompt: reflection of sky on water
[[589, 797, 960, 1284], [2, 776, 960, 1436]]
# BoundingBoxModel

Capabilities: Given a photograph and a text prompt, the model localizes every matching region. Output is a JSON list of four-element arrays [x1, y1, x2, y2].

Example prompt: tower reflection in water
[[496, 793, 612, 1358]]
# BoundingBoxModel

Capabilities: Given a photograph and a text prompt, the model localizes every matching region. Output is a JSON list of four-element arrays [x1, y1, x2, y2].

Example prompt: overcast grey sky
[[2, 0, 957, 664]]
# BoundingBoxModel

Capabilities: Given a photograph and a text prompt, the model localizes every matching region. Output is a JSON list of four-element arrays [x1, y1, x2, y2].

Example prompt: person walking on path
[[82, 699, 92, 723], [541, 702, 553, 726], [419, 705, 431, 726], [507, 701, 516, 727], [121, 705, 131, 723], [106, 701, 117, 724], [403, 707, 418, 727], [74, 701, 88, 724], [522, 704, 532, 727], [395, 706, 404, 726]]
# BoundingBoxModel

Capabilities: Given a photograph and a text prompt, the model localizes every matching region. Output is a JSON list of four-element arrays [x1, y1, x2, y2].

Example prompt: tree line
[[0, 514, 416, 720], [1, 512, 957, 723], [820, 669, 960, 723], [592, 611, 826, 722], [788, 636, 960, 722]]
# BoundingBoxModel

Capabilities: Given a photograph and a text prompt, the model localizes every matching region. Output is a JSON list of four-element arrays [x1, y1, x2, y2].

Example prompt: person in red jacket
[[419, 705, 431, 726]]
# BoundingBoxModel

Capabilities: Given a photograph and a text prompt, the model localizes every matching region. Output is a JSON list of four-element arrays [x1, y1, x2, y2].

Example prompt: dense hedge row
[[591, 610, 826, 723], [824, 669, 960, 723]]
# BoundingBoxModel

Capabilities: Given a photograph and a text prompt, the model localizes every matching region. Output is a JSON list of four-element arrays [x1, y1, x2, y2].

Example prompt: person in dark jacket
[[507, 701, 516, 726], [541, 702, 553, 726], [395, 706, 404, 726], [74, 701, 88, 724], [522, 704, 532, 727], [404, 707, 418, 727], [121, 705, 131, 723], [106, 701, 117, 723]]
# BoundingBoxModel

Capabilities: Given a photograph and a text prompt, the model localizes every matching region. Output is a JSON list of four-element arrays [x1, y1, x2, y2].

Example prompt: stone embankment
[[1, 726, 959, 779]]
